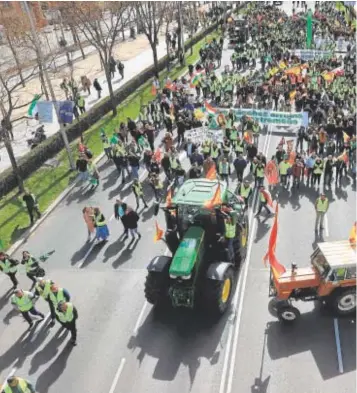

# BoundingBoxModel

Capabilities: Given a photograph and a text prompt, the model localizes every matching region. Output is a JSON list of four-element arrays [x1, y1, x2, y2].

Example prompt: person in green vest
[[252, 120, 260, 146], [21, 251, 44, 289], [312, 157, 324, 187], [237, 180, 252, 209], [219, 211, 237, 260], [56, 301, 78, 346], [202, 139, 212, 159], [2, 376, 36, 393], [76, 94, 86, 114], [218, 157, 231, 185], [22, 190, 41, 226], [233, 137, 245, 156], [49, 283, 71, 323], [34, 278, 57, 324], [210, 142, 220, 164], [254, 160, 266, 188], [100, 131, 112, 160], [314, 193, 329, 232], [132, 178, 148, 210], [11, 289, 45, 328], [0, 252, 19, 289], [279, 157, 292, 187], [214, 80, 222, 105]]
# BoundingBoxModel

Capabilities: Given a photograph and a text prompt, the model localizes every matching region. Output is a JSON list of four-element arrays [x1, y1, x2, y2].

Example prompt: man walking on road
[[34, 278, 56, 325], [49, 284, 71, 327], [132, 179, 148, 210], [1, 376, 36, 393], [315, 193, 329, 232], [56, 301, 78, 346], [11, 289, 44, 328], [0, 252, 19, 288]]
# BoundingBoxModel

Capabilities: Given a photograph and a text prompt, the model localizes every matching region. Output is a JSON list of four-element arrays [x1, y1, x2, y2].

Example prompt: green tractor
[[145, 179, 249, 316]]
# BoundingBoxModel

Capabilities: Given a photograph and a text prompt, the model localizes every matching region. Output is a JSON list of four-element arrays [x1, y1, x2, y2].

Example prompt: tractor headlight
[[170, 274, 177, 279], [181, 274, 191, 280]]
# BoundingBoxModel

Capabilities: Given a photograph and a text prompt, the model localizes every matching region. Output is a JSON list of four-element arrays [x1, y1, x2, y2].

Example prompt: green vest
[[279, 161, 290, 175], [35, 280, 52, 300], [56, 302, 74, 323], [0, 258, 17, 274], [240, 184, 251, 198], [234, 140, 244, 153], [49, 288, 66, 307], [77, 96, 85, 107], [211, 147, 219, 159], [170, 157, 179, 169], [24, 257, 37, 273], [229, 130, 238, 141], [256, 166, 265, 178], [133, 183, 143, 196], [316, 198, 328, 212], [314, 162, 324, 174], [203, 142, 211, 153], [219, 162, 229, 175], [260, 191, 268, 202], [11, 292, 33, 312], [95, 215, 106, 227], [4, 378, 32, 393], [225, 222, 236, 239]]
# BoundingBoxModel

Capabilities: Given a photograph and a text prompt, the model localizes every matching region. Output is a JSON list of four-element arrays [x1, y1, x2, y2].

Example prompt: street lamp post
[[21, 1, 75, 170], [177, 1, 185, 65]]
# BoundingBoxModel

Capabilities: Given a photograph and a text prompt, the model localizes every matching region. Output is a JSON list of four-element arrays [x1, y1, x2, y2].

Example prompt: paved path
[[0, 3, 355, 393]]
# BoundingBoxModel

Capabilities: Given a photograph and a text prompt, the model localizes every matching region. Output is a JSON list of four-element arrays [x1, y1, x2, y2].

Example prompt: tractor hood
[[169, 226, 205, 277]]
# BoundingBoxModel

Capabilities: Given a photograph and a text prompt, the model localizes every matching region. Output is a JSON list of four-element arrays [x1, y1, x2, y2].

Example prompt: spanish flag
[[166, 188, 173, 207], [263, 204, 286, 277], [265, 160, 279, 185], [261, 189, 273, 208], [154, 221, 164, 243], [243, 131, 253, 144], [343, 131, 350, 144], [337, 150, 349, 163], [349, 222, 356, 247], [289, 90, 297, 100], [285, 66, 301, 76], [204, 183, 222, 209], [206, 165, 217, 180]]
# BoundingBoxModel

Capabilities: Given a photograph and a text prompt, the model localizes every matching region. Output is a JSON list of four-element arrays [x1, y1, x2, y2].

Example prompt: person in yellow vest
[[0, 252, 19, 289], [132, 178, 148, 210], [56, 301, 78, 346], [21, 251, 44, 289], [255, 186, 273, 217], [34, 278, 56, 324], [49, 284, 71, 326], [202, 139, 211, 159], [149, 173, 164, 202], [11, 289, 45, 328], [219, 212, 236, 260], [210, 142, 220, 164], [314, 193, 329, 232], [94, 207, 110, 242], [233, 137, 244, 156], [252, 121, 260, 146], [279, 157, 291, 187], [1, 376, 35, 393], [254, 161, 266, 188], [218, 157, 231, 185], [237, 180, 253, 209], [312, 157, 324, 187]]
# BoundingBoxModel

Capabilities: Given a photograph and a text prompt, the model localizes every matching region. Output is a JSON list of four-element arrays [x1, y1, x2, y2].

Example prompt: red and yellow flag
[[206, 165, 217, 180], [166, 188, 172, 207], [349, 222, 356, 247], [288, 150, 296, 165], [285, 66, 301, 76], [343, 131, 350, 144], [153, 148, 162, 162], [265, 160, 279, 185], [204, 183, 222, 209], [261, 189, 273, 208], [154, 220, 164, 243], [243, 131, 253, 144], [263, 204, 286, 277], [337, 150, 349, 163]]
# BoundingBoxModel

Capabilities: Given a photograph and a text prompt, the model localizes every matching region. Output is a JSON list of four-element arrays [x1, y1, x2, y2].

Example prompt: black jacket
[[124, 210, 140, 229]]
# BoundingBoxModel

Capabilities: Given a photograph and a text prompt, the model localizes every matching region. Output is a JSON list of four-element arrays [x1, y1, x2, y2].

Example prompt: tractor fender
[[206, 262, 234, 281], [147, 255, 172, 273]]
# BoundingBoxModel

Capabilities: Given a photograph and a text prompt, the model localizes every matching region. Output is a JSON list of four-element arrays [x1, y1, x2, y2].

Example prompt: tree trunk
[[2, 128, 24, 193], [104, 63, 117, 116], [38, 63, 49, 101], [121, 14, 125, 41], [151, 42, 159, 74], [7, 36, 25, 88], [71, 25, 85, 60]]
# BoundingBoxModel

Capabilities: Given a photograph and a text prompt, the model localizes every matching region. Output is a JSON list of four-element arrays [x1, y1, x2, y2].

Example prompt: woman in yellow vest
[[2, 376, 35, 393], [278, 158, 291, 187], [94, 207, 110, 242]]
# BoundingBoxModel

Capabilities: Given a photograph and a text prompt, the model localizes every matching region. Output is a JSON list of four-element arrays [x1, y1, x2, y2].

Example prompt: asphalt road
[[0, 2, 356, 393]]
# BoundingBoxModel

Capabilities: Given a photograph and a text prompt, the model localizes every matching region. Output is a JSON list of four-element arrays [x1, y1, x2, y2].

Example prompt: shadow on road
[[112, 238, 139, 268], [266, 308, 356, 380], [127, 306, 230, 386], [0, 288, 13, 312], [35, 342, 74, 393]]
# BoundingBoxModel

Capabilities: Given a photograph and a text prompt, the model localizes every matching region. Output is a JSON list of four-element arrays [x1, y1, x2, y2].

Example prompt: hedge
[[0, 23, 218, 197]]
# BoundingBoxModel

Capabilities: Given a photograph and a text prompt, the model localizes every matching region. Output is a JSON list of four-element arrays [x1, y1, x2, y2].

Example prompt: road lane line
[[78, 241, 97, 269], [133, 301, 148, 335], [334, 318, 344, 373], [108, 358, 126, 393], [324, 215, 329, 237]]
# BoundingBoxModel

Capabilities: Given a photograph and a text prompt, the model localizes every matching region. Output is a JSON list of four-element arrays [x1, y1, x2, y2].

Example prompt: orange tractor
[[269, 240, 356, 323]]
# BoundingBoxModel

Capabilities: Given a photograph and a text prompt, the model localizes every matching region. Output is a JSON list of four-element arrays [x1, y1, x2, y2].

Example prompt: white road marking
[[133, 301, 148, 335], [333, 318, 344, 373], [1, 367, 17, 390], [164, 247, 170, 256], [108, 358, 126, 393], [78, 241, 97, 269], [324, 215, 329, 237], [220, 124, 273, 393]]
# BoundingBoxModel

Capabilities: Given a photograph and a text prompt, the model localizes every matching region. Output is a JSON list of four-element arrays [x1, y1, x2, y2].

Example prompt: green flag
[[27, 94, 41, 117], [306, 9, 313, 49]]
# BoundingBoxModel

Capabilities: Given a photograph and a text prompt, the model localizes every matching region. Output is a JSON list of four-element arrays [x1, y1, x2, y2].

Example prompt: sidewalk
[[0, 29, 187, 173]]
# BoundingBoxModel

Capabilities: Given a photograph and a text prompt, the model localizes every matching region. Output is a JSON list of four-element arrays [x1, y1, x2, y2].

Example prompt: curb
[[6, 29, 221, 256]]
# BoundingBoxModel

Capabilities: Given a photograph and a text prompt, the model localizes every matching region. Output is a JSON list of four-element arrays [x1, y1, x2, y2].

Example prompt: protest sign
[[58, 101, 74, 124], [185, 126, 224, 143], [290, 49, 332, 60], [37, 101, 53, 123]]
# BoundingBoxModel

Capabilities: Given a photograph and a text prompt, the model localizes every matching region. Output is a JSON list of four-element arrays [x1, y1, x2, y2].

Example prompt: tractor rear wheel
[[330, 288, 356, 316], [277, 304, 300, 323], [233, 215, 249, 268], [144, 271, 170, 307], [203, 266, 234, 316]]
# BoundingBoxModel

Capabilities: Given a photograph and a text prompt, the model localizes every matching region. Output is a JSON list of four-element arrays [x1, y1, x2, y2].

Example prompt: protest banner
[[37, 101, 53, 123], [58, 101, 74, 124], [185, 126, 224, 143], [229, 108, 307, 126], [290, 49, 332, 60]]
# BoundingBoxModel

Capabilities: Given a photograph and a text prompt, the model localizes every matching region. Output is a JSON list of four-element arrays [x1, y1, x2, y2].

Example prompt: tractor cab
[[270, 240, 356, 323]]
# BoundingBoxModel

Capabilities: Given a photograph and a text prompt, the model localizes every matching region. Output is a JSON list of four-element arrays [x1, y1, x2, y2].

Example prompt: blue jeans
[[131, 165, 139, 179], [78, 171, 89, 182], [227, 238, 234, 260]]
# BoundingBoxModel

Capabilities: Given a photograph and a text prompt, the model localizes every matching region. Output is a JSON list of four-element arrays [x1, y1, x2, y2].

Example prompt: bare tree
[[62, 1, 131, 116], [135, 2, 168, 74], [0, 66, 39, 193]]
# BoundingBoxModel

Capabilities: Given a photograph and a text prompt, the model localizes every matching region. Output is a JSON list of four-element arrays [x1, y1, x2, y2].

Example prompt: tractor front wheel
[[277, 304, 300, 324], [144, 271, 170, 308], [203, 266, 234, 316], [331, 288, 356, 316]]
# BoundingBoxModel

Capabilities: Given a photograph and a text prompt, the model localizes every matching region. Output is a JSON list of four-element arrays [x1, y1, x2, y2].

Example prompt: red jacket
[[292, 162, 304, 177]]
